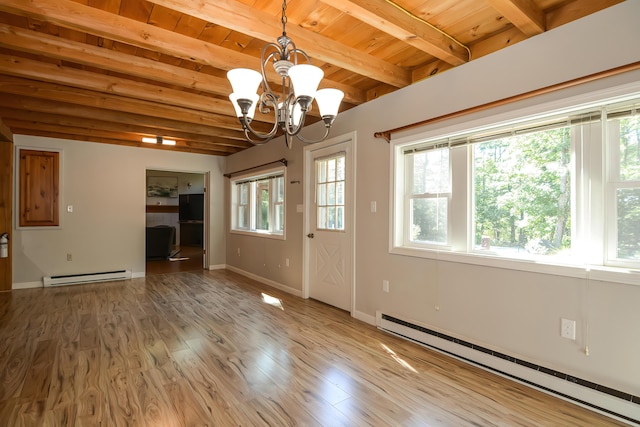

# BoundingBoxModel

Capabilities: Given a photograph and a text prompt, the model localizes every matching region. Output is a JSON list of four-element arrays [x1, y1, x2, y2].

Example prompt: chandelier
[[227, 0, 344, 148]]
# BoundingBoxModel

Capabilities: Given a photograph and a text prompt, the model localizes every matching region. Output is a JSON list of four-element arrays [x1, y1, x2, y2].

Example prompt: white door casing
[[303, 133, 355, 313]]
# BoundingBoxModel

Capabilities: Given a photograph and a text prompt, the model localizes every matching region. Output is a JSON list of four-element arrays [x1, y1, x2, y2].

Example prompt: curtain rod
[[223, 158, 287, 178], [375, 61, 640, 143]]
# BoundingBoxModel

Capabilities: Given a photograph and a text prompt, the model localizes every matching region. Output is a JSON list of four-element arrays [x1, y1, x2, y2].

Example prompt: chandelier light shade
[[227, 68, 262, 99], [227, 0, 344, 148], [315, 88, 344, 120], [287, 64, 323, 102]]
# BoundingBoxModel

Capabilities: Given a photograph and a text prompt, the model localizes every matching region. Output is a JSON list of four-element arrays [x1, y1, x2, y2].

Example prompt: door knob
[[307, 233, 314, 238]]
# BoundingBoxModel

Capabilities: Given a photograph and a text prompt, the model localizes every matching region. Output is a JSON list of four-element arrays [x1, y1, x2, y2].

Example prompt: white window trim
[[389, 81, 640, 287], [230, 165, 286, 240]]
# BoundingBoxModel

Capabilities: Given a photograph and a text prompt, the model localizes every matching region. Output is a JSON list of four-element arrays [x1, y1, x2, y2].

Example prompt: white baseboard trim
[[13, 281, 42, 290], [419, 333, 639, 425], [132, 272, 145, 279], [208, 264, 226, 271], [377, 312, 640, 426], [225, 265, 303, 298], [353, 310, 375, 325]]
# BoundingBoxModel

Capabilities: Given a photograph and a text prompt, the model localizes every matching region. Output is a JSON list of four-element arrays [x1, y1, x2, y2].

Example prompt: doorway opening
[[145, 170, 207, 275]]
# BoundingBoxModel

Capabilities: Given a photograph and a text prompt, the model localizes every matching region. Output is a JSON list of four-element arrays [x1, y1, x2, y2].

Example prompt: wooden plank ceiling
[[0, 0, 622, 156]]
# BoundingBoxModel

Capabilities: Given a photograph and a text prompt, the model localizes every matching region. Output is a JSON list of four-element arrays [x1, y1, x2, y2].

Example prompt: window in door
[[316, 154, 345, 231]]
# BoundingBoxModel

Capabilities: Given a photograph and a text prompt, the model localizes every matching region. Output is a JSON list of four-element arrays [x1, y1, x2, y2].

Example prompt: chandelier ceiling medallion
[[227, 0, 344, 149]]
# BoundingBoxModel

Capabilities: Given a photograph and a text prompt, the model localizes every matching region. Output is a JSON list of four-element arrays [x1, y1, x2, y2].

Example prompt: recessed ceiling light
[[141, 136, 176, 145]]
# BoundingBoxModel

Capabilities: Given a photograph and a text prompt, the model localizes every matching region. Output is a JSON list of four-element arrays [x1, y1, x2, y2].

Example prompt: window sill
[[230, 229, 285, 240], [389, 246, 640, 287]]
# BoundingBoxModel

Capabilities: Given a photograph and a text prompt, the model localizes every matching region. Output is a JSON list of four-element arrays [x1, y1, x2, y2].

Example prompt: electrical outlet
[[561, 318, 576, 340], [382, 280, 389, 293], [66, 253, 72, 261]]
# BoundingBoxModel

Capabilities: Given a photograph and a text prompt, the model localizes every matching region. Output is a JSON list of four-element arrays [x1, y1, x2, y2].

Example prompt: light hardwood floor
[[0, 270, 629, 426]]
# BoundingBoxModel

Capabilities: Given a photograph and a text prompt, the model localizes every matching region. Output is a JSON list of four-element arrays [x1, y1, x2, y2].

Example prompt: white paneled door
[[304, 136, 354, 312]]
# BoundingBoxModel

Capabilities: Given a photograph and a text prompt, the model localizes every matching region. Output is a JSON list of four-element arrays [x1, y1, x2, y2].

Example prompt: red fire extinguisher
[[0, 233, 8, 258]]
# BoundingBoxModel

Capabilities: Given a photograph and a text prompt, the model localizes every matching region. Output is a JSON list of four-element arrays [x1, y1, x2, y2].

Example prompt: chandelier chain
[[281, 0, 288, 36]]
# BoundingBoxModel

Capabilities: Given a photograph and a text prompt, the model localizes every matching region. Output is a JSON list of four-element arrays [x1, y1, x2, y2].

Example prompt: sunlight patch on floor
[[381, 343, 418, 373], [261, 293, 284, 310]]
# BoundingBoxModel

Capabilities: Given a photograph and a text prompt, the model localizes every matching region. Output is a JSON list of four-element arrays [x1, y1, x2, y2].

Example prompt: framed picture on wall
[[147, 176, 178, 198]]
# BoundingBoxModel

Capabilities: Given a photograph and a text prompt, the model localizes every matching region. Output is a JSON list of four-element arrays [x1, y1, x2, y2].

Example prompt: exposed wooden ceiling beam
[[4, 119, 238, 156], [0, 95, 247, 142], [0, 24, 228, 97], [10, 127, 227, 155], [0, 75, 250, 132], [146, 0, 411, 88], [0, 0, 366, 101], [0, 54, 238, 118], [411, 26, 529, 82], [546, 0, 622, 28], [0, 118, 12, 142], [0, 0, 247, 68], [0, 110, 246, 153], [485, 0, 545, 36], [318, 0, 469, 66], [465, 0, 621, 63], [0, 24, 364, 105]]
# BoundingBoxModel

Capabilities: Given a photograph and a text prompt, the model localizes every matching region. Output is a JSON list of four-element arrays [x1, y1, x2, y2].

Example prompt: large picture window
[[230, 166, 285, 238], [472, 122, 572, 258], [392, 95, 640, 275]]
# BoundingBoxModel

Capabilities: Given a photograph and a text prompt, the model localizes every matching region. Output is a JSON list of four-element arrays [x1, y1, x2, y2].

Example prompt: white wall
[[13, 136, 226, 284], [225, 0, 640, 408]]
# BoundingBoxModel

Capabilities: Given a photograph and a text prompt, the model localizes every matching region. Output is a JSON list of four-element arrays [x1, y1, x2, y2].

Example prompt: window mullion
[[585, 119, 605, 266], [249, 182, 256, 231], [449, 145, 467, 252], [404, 153, 414, 245], [605, 116, 622, 264], [269, 177, 275, 233]]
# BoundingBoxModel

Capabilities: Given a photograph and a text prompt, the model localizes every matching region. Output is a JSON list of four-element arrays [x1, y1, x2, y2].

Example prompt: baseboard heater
[[376, 311, 639, 425], [43, 270, 132, 287]]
